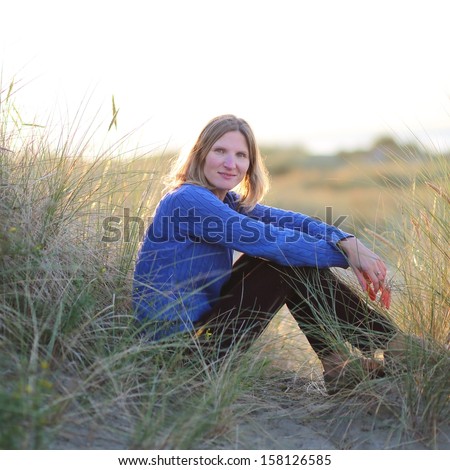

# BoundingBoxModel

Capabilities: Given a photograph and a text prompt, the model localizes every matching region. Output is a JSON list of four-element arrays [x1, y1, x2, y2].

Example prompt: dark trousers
[[197, 255, 397, 359]]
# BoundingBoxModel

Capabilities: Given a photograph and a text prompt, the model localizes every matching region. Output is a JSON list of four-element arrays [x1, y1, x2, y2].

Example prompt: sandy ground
[[54, 387, 449, 451], [211, 309, 450, 450], [213, 373, 450, 450], [53, 309, 449, 450], [54, 366, 449, 451]]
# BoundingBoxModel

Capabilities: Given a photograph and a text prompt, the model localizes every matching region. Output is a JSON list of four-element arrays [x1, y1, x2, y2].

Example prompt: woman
[[133, 114, 398, 394]]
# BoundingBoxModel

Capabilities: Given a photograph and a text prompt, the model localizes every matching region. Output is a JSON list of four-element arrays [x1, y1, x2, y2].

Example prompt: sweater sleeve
[[163, 185, 350, 269], [242, 200, 354, 246]]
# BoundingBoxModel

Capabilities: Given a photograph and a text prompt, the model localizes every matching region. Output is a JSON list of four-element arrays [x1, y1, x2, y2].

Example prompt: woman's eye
[[215, 148, 224, 154], [237, 153, 248, 158]]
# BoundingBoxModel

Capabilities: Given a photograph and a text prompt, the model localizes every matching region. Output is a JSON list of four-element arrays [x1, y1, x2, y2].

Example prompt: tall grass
[[377, 151, 449, 446], [319, 149, 449, 449], [0, 81, 269, 449], [1, 79, 448, 450]]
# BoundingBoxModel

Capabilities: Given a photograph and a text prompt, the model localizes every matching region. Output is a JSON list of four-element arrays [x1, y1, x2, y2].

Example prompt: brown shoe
[[384, 332, 427, 370], [385, 332, 450, 377], [322, 352, 385, 395]]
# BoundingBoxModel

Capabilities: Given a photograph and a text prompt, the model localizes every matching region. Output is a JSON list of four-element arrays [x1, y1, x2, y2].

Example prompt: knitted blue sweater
[[133, 183, 352, 337]]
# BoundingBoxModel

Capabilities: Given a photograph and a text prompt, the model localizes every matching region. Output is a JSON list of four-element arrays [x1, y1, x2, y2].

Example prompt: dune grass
[[0, 82, 449, 450], [0, 82, 266, 450], [364, 151, 449, 447]]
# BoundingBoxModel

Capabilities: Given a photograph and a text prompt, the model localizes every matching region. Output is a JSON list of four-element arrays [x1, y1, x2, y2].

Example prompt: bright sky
[[2, 0, 450, 155]]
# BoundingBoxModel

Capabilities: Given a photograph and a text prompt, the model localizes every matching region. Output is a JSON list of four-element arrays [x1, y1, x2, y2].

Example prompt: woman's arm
[[236, 194, 391, 307], [237, 197, 353, 246], [168, 185, 349, 269]]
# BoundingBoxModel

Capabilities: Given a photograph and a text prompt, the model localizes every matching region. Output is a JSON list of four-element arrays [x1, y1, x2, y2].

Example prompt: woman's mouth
[[218, 172, 236, 179]]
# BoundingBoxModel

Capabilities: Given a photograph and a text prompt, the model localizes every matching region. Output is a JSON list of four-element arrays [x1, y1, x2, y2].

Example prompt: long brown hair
[[165, 114, 269, 210]]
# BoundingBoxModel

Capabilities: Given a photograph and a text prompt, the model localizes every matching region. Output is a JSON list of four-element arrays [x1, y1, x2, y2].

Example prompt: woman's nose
[[223, 154, 236, 168]]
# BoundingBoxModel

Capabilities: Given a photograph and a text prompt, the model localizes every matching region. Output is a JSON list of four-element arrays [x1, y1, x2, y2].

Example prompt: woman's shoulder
[[177, 183, 210, 195], [161, 184, 240, 211], [165, 183, 212, 201], [168, 183, 240, 202], [159, 183, 217, 208]]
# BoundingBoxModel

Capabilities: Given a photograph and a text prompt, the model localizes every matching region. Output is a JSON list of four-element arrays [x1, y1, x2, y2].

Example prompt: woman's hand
[[337, 237, 391, 308]]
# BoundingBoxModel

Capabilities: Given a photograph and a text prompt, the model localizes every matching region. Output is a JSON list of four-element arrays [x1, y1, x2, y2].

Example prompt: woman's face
[[203, 131, 250, 200]]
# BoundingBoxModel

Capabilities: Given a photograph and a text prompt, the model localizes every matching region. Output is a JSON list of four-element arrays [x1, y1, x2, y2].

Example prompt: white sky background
[[1, 0, 450, 155]]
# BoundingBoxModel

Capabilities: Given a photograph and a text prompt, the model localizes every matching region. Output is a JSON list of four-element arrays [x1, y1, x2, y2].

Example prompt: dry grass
[[1, 81, 449, 450]]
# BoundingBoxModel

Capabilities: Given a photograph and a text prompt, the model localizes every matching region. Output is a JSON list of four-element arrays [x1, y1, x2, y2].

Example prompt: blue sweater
[[133, 183, 352, 337]]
